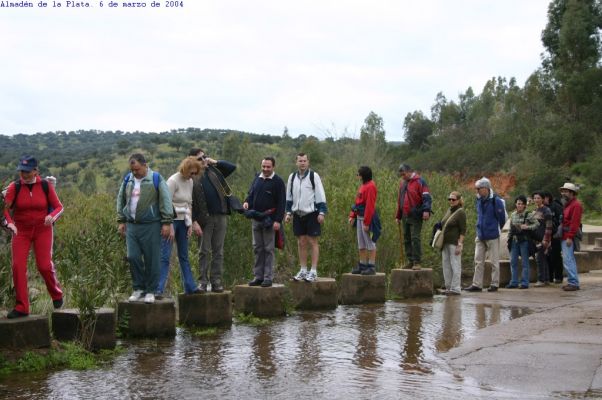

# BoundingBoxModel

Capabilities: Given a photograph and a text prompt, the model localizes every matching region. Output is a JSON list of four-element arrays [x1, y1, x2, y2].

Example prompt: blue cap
[[16, 155, 38, 172]]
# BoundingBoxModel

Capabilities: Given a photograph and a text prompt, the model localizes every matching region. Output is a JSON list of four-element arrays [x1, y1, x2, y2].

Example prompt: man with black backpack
[[285, 153, 327, 283]]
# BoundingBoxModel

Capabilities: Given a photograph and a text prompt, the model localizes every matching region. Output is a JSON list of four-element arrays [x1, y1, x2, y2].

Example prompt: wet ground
[[0, 297, 533, 400]]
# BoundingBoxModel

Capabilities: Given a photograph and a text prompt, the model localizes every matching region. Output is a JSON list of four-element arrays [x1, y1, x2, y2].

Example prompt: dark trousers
[[547, 238, 563, 282], [402, 216, 423, 265]]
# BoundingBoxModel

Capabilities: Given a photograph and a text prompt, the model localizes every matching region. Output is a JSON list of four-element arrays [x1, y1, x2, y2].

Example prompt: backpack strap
[[288, 170, 316, 198]]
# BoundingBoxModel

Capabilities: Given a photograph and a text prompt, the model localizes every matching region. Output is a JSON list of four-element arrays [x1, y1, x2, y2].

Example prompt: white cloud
[[0, 0, 550, 140]]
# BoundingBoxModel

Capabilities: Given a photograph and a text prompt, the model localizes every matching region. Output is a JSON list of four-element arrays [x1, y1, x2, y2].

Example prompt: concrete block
[[584, 249, 602, 270], [289, 278, 338, 310], [594, 237, 602, 250], [117, 299, 176, 338], [233, 284, 288, 318], [499, 259, 538, 286], [52, 308, 116, 350], [0, 315, 50, 349], [178, 291, 233, 326], [574, 251, 590, 274], [389, 269, 433, 299], [339, 273, 386, 305]]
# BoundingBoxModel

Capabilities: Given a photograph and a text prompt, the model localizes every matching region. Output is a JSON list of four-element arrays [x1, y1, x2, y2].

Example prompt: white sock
[[310, 267, 317, 273], [299, 266, 307, 272]]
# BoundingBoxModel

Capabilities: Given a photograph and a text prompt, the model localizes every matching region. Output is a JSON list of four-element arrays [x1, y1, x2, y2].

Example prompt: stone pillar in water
[[178, 291, 233, 326], [339, 273, 386, 304], [390, 269, 433, 299]]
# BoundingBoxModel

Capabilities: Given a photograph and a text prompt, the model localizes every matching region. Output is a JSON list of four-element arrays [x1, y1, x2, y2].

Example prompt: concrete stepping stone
[[339, 273, 386, 305], [390, 268, 433, 299], [290, 277, 337, 310], [233, 284, 288, 318], [178, 291, 232, 326], [52, 308, 116, 350], [0, 314, 50, 349], [117, 298, 176, 338]]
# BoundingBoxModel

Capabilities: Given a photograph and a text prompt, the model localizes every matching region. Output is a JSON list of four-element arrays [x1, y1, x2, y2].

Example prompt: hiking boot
[[248, 278, 263, 286], [53, 298, 64, 309], [304, 271, 317, 282], [211, 284, 224, 293], [562, 284, 580, 291], [351, 263, 365, 274], [519, 285, 529, 289], [463, 285, 482, 292], [487, 286, 498, 292], [293, 269, 307, 281], [7, 309, 28, 319], [144, 293, 155, 304], [361, 264, 376, 275], [195, 283, 207, 293], [505, 284, 518, 289], [411, 264, 422, 271], [128, 290, 144, 302], [261, 280, 273, 287]]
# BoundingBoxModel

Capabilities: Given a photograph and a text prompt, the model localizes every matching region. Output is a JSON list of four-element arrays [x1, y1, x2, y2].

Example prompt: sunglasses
[[448, 198, 458, 201]]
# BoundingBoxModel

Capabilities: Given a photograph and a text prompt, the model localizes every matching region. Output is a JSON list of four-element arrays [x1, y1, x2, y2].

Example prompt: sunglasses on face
[[448, 198, 457, 201]]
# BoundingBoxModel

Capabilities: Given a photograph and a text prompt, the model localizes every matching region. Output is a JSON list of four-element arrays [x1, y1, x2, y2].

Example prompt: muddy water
[[0, 297, 534, 399]]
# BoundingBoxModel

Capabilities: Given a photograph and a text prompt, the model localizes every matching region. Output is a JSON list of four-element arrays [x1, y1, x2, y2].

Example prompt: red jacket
[[349, 180, 377, 227], [3, 176, 63, 227], [562, 197, 582, 240], [396, 173, 432, 219]]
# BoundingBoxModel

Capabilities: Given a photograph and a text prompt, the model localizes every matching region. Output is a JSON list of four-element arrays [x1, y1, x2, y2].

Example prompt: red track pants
[[11, 223, 63, 314]]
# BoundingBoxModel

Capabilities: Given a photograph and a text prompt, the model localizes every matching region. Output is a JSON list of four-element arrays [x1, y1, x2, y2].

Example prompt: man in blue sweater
[[464, 177, 506, 293], [243, 157, 286, 287]]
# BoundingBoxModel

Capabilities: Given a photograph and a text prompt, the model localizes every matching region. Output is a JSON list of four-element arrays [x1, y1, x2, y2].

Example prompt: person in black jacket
[[190, 148, 237, 293], [543, 191, 564, 284], [243, 157, 286, 287]]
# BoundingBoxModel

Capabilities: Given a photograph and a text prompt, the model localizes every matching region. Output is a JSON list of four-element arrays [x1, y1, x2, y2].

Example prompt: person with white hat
[[558, 182, 583, 291]]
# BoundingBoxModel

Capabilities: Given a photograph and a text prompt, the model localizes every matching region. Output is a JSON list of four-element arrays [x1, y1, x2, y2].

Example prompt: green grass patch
[[0, 342, 124, 375], [191, 327, 219, 337], [235, 313, 271, 327]]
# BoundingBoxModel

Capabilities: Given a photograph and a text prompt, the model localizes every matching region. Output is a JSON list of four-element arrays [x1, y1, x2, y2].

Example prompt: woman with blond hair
[[157, 156, 204, 296], [440, 191, 467, 295]]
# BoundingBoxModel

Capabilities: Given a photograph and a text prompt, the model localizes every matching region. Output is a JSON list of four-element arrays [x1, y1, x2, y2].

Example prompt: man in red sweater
[[559, 182, 583, 291]]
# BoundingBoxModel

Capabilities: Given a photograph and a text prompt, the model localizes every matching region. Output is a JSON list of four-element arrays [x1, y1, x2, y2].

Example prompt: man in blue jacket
[[464, 177, 506, 292], [243, 157, 286, 287]]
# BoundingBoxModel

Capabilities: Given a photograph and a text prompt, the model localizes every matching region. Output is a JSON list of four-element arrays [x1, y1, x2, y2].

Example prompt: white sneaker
[[128, 290, 143, 302], [293, 269, 307, 281], [144, 293, 155, 304], [305, 271, 318, 282]]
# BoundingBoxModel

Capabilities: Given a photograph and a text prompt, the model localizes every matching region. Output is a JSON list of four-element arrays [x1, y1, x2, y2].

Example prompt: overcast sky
[[0, 0, 551, 141]]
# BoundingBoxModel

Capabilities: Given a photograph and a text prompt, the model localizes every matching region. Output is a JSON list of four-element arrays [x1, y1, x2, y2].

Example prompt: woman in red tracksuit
[[3, 156, 64, 319]]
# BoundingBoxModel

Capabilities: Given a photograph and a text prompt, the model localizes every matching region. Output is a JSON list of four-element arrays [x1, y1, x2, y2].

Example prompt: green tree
[[403, 111, 433, 149]]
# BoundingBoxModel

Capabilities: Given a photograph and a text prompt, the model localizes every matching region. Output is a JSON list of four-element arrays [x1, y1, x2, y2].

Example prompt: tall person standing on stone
[[189, 148, 237, 293], [558, 183, 583, 291], [464, 177, 506, 293], [243, 157, 286, 288], [117, 153, 174, 304], [285, 153, 327, 283], [395, 164, 432, 270]]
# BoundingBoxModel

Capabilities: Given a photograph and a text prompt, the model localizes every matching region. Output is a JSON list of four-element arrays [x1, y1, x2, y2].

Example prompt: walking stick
[[398, 222, 406, 268]]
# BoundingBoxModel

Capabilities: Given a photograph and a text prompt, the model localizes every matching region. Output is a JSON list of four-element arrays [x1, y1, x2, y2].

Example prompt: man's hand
[[192, 221, 202, 236], [243, 202, 249, 210], [362, 224, 370, 232], [422, 211, 430, 221], [118, 223, 126, 237], [566, 237, 573, 247], [273, 221, 281, 231], [285, 214, 292, 223], [395, 218, 401, 224], [161, 224, 174, 241], [317, 214, 325, 224]]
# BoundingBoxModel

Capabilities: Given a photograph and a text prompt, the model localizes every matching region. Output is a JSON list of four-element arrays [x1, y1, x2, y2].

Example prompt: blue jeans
[[561, 240, 580, 287], [510, 240, 530, 287], [157, 220, 197, 294]]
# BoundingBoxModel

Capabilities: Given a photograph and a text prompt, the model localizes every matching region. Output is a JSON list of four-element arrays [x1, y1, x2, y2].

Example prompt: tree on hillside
[[403, 111, 433, 149], [360, 111, 386, 149]]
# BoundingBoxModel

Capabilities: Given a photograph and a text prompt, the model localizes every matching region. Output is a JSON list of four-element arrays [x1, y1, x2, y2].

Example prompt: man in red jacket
[[558, 182, 583, 291], [396, 164, 432, 270]]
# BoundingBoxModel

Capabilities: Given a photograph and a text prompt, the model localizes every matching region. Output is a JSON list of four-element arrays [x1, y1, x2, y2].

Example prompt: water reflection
[[400, 304, 426, 373], [353, 309, 382, 370], [435, 297, 463, 353], [0, 299, 535, 399], [251, 327, 276, 380]]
